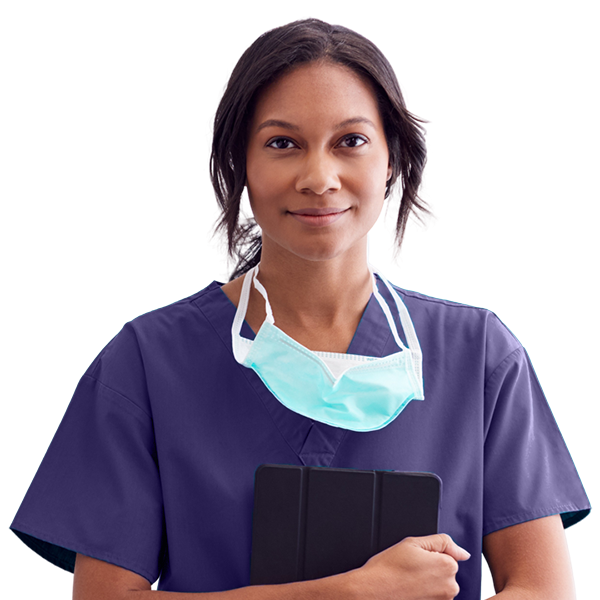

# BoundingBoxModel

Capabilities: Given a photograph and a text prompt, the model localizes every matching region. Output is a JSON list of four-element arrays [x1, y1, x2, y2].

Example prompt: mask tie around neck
[[251, 266, 275, 325], [231, 265, 259, 364], [369, 265, 424, 398]]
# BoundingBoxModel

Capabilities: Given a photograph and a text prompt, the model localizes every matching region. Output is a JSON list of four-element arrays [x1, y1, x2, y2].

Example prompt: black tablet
[[250, 464, 442, 585]]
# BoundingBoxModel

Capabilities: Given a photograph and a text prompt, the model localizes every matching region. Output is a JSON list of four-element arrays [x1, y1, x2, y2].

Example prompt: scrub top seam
[[483, 346, 523, 390], [10, 521, 158, 583], [482, 502, 591, 537], [191, 298, 235, 347], [82, 374, 153, 422], [395, 287, 494, 313]]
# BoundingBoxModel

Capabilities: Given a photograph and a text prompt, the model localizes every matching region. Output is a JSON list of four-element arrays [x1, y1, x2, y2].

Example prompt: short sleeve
[[482, 345, 590, 536], [10, 326, 166, 584]]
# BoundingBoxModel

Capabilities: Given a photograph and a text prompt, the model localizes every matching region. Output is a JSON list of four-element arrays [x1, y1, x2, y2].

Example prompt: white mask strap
[[251, 267, 275, 325], [370, 265, 424, 395], [231, 264, 258, 363]]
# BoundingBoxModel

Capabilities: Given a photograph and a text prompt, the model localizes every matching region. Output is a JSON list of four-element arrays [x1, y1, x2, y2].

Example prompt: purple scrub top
[[10, 278, 590, 599]]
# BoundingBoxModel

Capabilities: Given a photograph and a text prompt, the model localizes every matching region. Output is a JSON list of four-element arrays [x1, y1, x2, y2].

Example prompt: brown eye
[[342, 135, 367, 148], [267, 135, 368, 150], [267, 138, 294, 150]]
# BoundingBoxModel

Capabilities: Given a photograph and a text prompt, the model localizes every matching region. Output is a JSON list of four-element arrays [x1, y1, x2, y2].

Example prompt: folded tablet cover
[[250, 464, 441, 585]]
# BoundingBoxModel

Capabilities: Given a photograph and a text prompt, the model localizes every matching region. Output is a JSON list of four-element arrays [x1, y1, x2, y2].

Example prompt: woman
[[10, 19, 589, 599]]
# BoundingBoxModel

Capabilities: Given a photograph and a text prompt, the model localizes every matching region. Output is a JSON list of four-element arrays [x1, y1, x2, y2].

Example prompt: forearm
[[486, 585, 576, 600], [126, 571, 355, 600]]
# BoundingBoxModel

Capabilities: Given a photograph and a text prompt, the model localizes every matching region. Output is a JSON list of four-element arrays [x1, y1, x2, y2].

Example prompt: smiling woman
[[209, 19, 438, 281]]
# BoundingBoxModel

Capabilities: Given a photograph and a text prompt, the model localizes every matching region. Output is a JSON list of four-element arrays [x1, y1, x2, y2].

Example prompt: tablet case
[[250, 464, 441, 585]]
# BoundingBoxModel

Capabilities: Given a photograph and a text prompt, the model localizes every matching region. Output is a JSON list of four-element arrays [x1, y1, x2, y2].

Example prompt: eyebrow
[[255, 116, 376, 133]]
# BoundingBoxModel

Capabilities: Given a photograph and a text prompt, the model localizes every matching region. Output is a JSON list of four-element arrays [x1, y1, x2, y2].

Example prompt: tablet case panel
[[304, 468, 375, 580], [250, 463, 303, 584], [250, 464, 441, 585]]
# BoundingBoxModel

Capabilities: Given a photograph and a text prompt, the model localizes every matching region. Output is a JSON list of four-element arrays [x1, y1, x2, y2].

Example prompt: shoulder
[[387, 284, 524, 375], [129, 280, 225, 334], [391, 284, 517, 339], [96, 281, 227, 359], [74, 280, 233, 415]]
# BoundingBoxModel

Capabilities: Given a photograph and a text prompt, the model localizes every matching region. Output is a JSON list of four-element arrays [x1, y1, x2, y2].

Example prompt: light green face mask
[[231, 265, 424, 432]]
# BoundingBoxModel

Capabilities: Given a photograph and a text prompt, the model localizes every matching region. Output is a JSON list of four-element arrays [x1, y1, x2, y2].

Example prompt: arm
[[124, 573, 351, 600], [483, 514, 576, 600], [73, 553, 353, 600]]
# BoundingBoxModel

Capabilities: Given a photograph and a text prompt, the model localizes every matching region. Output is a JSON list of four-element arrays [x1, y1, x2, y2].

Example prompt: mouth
[[288, 207, 349, 216], [287, 207, 350, 227]]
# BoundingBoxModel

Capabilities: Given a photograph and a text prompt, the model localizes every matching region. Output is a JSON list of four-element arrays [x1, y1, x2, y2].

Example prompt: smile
[[287, 207, 350, 227]]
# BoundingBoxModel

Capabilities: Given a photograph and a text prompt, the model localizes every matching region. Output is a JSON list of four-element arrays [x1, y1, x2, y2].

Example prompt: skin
[[222, 61, 392, 353], [482, 514, 576, 599]]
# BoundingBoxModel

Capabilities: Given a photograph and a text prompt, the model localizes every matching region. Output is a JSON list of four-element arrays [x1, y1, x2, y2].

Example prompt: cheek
[[246, 151, 286, 197], [354, 155, 390, 200]]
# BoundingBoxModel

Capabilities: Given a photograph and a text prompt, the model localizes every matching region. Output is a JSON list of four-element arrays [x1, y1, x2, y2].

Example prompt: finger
[[412, 533, 471, 561]]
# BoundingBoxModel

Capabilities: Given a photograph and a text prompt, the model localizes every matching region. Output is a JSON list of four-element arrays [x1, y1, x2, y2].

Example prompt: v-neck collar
[[196, 278, 403, 467]]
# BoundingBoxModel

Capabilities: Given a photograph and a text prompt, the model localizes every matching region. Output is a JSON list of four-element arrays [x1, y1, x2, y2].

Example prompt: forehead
[[250, 61, 383, 129]]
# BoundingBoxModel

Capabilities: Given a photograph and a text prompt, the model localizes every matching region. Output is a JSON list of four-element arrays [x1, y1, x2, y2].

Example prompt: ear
[[387, 163, 393, 181]]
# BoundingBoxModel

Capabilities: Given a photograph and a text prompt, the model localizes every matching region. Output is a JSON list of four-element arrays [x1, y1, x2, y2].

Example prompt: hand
[[345, 533, 470, 600]]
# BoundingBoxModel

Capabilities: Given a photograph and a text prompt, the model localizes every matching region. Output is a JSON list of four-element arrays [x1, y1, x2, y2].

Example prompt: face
[[245, 61, 392, 265]]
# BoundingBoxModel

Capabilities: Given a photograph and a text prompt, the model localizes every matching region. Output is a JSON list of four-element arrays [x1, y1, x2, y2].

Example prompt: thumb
[[412, 533, 471, 562]]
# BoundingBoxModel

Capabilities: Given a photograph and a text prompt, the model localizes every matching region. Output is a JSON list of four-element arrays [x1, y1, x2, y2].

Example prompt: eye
[[267, 138, 293, 150], [267, 135, 368, 150], [342, 135, 367, 148]]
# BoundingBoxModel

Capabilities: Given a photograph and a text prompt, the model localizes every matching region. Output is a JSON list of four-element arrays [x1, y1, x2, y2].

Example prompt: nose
[[294, 151, 341, 195]]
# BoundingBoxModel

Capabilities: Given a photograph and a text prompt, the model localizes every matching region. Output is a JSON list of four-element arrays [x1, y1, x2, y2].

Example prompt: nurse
[[11, 19, 589, 600], [206, 19, 576, 600]]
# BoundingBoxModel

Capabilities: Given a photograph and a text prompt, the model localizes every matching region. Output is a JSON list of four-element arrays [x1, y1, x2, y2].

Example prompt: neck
[[257, 252, 371, 325]]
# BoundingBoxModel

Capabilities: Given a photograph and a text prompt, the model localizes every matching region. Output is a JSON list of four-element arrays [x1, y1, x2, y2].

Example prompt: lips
[[288, 207, 349, 216], [289, 208, 350, 228]]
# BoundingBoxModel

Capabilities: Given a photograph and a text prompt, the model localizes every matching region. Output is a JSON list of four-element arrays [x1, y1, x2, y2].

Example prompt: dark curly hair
[[210, 18, 429, 280]]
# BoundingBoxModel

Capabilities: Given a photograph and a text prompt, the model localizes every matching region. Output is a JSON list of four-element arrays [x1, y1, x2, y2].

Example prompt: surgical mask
[[231, 265, 424, 432]]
